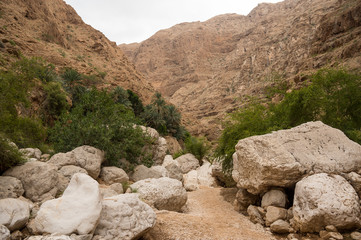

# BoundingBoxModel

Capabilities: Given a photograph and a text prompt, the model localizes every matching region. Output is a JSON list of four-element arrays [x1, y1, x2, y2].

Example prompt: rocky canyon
[[120, 0, 361, 139]]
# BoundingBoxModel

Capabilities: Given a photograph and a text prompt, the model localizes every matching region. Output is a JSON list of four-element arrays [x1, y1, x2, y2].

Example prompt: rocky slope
[[0, 0, 154, 101], [120, 0, 361, 139]]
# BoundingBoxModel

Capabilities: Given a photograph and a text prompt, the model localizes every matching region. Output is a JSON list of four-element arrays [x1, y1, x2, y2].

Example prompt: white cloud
[[63, 0, 283, 44]]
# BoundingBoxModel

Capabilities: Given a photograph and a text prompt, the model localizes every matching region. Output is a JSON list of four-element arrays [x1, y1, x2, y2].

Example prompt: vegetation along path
[[144, 187, 277, 240]]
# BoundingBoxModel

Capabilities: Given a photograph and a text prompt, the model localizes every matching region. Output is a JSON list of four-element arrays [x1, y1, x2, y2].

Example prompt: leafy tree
[[142, 92, 185, 139], [127, 89, 144, 117], [43, 81, 70, 125], [112, 86, 131, 107], [49, 88, 149, 167]]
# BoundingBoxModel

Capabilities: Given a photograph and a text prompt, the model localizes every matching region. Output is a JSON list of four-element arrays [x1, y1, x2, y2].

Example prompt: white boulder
[[93, 194, 156, 240], [4, 161, 59, 202], [175, 153, 200, 174], [183, 170, 199, 191], [232, 121, 361, 194], [197, 162, 217, 187], [293, 173, 360, 232], [131, 177, 187, 211], [99, 166, 129, 184], [0, 176, 24, 199], [48, 146, 104, 179], [130, 165, 163, 182], [0, 198, 30, 231], [153, 137, 168, 165], [261, 189, 288, 208], [32, 173, 102, 235]]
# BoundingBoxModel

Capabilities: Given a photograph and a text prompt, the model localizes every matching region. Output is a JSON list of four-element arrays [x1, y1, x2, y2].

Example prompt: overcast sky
[[63, 0, 283, 44]]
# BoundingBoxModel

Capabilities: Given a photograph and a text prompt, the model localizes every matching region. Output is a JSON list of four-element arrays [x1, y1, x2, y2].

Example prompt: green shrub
[[216, 68, 361, 172], [12, 57, 56, 83], [112, 86, 131, 108], [61, 68, 81, 87], [43, 81, 70, 124], [49, 88, 149, 168], [0, 136, 25, 174], [185, 136, 211, 165]]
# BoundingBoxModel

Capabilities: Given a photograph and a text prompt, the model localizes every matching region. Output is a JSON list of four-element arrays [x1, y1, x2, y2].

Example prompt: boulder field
[[1, 122, 361, 239]]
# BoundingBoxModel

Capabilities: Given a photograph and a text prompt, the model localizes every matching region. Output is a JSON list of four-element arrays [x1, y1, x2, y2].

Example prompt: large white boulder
[[48, 146, 104, 179], [32, 173, 102, 235], [197, 162, 217, 187], [0, 198, 30, 231], [4, 162, 59, 202], [93, 194, 156, 240], [293, 173, 360, 232], [99, 166, 129, 184], [0, 176, 24, 199], [175, 153, 200, 174], [19, 148, 42, 160], [232, 121, 361, 194], [131, 177, 187, 211], [183, 170, 199, 191]]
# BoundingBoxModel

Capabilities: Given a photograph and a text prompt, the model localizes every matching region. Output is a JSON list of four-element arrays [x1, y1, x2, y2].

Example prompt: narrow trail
[[144, 187, 277, 240]]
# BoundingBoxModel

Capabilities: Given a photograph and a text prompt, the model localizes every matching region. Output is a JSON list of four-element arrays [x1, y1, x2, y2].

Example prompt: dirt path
[[143, 187, 277, 240]]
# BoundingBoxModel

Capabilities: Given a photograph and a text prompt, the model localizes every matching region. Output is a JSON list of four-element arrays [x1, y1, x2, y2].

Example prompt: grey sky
[[63, 0, 282, 44]]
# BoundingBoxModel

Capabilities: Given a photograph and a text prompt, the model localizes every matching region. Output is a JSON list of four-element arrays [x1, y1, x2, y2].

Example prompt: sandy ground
[[143, 187, 278, 240]]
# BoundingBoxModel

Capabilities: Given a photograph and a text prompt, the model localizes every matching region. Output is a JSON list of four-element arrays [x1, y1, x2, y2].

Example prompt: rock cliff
[[0, 0, 154, 101], [120, 0, 361, 139]]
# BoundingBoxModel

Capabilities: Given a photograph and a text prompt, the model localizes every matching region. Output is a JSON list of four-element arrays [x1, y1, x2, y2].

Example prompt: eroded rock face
[[131, 177, 187, 211], [0, 198, 30, 231], [99, 166, 129, 185], [48, 146, 104, 179], [293, 173, 360, 232], [93, 194, 156, 240], [0, 176, 24, 199], [4, 162, 59, 202], [232, 121, 361, 194], [32, 173, 102, 235], [175, 154, 200, 174]]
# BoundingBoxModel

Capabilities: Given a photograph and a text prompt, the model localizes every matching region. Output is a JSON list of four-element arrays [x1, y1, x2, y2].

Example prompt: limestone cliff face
[[0, 0, 154, 101], [120, 0, 361, 139]]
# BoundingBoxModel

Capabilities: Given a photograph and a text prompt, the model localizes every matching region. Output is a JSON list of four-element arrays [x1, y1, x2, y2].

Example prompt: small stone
[[351, 232, 361, 240], [325, 225, 338, 232], [261, 189, 287, 208], [270, 219, 291, 234], [320, 230, 343, 240], [247, 205, 265, 226], [265, 206, 288, 226]]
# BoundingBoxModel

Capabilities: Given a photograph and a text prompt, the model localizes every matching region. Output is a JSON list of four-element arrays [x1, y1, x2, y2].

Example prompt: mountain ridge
[[120, 0, 361, 139]]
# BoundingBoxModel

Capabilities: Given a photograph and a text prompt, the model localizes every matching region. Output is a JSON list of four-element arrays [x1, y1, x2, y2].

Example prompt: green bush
[[12, 57, 56, 83], [0, 136, 26, 174], [0, 61, 47, 148], [216, 68, 361, 171], [185, 136, 211, 165], [43, 81, 70, 124], [49, 88, 149, 168], [112, 86, 131, 108]]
